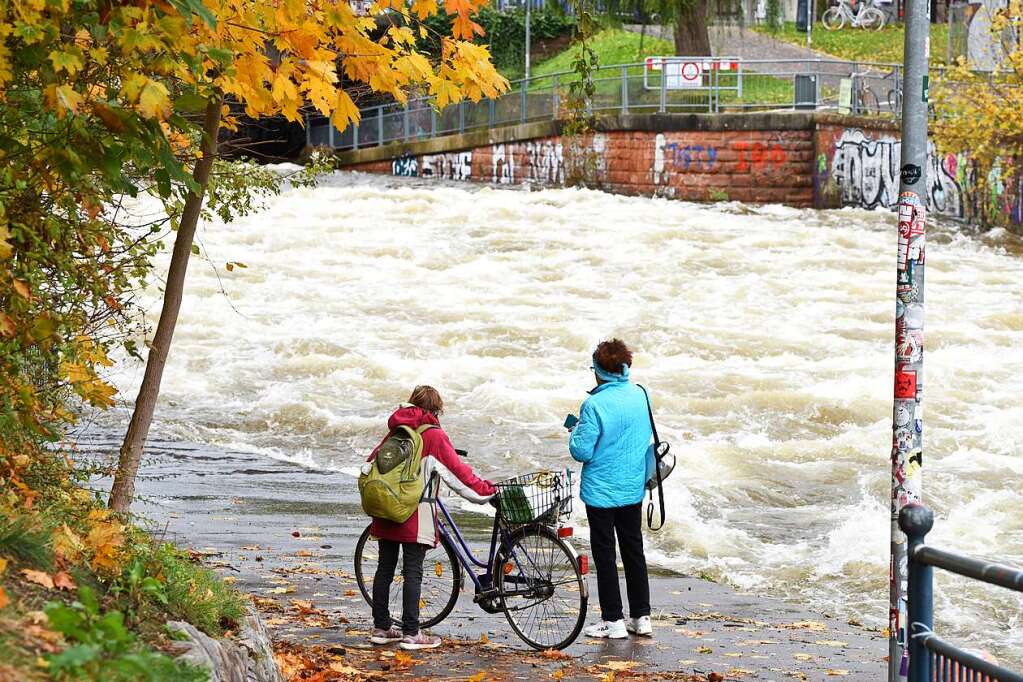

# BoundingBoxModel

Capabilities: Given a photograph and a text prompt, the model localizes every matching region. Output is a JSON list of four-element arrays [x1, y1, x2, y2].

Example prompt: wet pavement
[[84, 438, 888, 680]]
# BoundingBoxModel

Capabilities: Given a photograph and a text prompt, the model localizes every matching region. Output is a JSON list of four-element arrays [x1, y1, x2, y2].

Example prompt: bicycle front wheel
[[862, 7, 885, 29], [354, 524, 461, 630], [822, 6, 845, 29], [496, 526, 587, 650]]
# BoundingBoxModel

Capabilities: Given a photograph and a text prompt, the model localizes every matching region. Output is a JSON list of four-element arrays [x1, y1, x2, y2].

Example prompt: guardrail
[[306, 57, 908, 151], [899, 505, 1023, 682]]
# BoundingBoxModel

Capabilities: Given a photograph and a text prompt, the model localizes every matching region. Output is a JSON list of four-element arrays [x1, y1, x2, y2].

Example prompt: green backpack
[[359, 424, 435, 523]]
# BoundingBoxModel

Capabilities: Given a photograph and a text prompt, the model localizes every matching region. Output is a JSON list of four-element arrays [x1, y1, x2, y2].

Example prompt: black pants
[[371, 539, 428, 636], [586, 503, 651, 622]]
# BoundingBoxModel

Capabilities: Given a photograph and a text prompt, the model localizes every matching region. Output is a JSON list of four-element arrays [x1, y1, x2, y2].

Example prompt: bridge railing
[[307, 57, 909, 151], [899, 505, 1023, 682]]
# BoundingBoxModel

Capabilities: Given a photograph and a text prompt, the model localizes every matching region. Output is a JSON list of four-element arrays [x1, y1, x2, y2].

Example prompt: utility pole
[[888, 0, 929, 674], [525, 0, 532, 81]]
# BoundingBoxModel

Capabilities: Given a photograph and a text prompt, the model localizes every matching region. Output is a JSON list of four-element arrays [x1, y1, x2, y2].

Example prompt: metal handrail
[[914, 545, 1023, 591], [899, 505, 1023, 682], [304, 57, 954, 152]]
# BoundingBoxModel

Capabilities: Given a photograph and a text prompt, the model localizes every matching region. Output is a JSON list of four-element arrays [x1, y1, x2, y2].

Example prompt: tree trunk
[[108, 96, 223, 512], [674, 0, 712, 56]]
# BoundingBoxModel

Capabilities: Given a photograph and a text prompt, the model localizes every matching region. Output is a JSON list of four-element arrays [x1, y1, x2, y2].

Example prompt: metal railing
[[306, 58, 907, 151], [899, 505, 1023, 682]]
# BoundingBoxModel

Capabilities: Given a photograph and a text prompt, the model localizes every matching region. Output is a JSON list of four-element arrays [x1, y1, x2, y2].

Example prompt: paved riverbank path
[[102, 437, 886, 680]]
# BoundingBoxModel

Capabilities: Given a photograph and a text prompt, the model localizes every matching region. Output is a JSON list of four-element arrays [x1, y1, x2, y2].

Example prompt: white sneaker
[[583, 620, 628, 639], [627, 616, 652, 636]]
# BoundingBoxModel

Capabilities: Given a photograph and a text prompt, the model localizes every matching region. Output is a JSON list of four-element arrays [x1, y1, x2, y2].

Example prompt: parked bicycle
[[822, 0, 886, 30], [354, 467, 589, 650]]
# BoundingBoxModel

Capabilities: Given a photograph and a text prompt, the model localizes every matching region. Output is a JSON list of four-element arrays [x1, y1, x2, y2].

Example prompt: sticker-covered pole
[[888, 0, 930, 676]]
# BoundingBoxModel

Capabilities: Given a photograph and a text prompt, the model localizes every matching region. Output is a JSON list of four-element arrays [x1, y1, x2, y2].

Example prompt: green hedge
[[420, 7, 577, 78]]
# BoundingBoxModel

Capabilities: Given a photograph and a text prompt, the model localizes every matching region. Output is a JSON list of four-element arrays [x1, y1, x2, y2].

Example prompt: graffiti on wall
[[524, 140, 565, 185], [492, 144, 514, 184], [830, 129, 967, 217], [420, 151, 472, 181], [392, 153, 417, 177]]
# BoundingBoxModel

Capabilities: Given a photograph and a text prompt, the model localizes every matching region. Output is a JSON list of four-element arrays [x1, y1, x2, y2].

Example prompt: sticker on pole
[[665, 61, 703, 89]]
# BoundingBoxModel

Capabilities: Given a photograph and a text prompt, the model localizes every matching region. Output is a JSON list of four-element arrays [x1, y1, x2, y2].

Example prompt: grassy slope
[[0, 461, 247, 681], [755, 21, 950, 65], [515, 28, 793, 109], [525, 28, 675, 81]]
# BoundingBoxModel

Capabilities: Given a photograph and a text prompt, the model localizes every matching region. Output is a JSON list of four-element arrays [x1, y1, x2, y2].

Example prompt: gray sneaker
[[369, 627, 402, 644], [399, 632, 442, 650]]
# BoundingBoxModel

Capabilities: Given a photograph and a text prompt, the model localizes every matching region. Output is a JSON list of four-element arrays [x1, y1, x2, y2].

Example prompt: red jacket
[[366, 406, 495, 546]]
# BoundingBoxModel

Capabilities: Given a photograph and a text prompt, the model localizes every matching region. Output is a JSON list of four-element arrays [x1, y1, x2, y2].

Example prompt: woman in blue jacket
[[569, 338, 653, 639]]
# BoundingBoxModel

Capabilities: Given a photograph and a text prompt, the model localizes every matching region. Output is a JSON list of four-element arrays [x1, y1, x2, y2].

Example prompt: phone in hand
[[563, 414, 579, 431]]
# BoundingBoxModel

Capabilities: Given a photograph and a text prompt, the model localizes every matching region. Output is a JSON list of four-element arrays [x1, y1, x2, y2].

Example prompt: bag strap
[[416, 424, 437, 435], [638, 384, 668, 531]]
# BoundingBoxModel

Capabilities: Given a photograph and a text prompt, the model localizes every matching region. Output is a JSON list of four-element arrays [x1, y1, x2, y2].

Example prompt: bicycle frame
[[434, 494, 561, 601], [434, 495, 499, 590]]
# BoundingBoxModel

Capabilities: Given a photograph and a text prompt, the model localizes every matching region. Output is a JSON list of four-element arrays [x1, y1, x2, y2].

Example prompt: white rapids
[[99, 171, 1023, 665]]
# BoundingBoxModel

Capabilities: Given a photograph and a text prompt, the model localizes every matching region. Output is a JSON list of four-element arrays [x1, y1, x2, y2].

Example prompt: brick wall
[[347, 127, 817, 207]]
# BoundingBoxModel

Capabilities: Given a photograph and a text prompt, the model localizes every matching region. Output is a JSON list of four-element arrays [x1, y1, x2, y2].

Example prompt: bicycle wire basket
[[494, 470, 573, 528]]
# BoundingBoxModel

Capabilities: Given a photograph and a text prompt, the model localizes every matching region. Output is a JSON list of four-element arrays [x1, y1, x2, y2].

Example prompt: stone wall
[[333, 112, 1022, 226]]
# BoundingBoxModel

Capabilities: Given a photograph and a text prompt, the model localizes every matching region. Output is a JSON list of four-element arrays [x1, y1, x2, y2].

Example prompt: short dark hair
[[408, 385, 444, 416], [594, 338, 633, 374]]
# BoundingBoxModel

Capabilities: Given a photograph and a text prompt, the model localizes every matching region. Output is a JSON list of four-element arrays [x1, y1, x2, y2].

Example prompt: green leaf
[[165, 0, 216, 28], [48, 643, 101, 672], [190, 244, 199, 255], [174, 91, 208, 113]]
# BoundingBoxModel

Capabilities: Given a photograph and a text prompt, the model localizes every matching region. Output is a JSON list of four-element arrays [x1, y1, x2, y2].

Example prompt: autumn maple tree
[[0, 0, 507, 510], [932, 0, 1023, 226]]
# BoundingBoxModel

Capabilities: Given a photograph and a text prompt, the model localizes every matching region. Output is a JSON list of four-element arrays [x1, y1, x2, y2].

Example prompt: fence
[[306, 58, 906, 151], [899, 505, 1023, 682]]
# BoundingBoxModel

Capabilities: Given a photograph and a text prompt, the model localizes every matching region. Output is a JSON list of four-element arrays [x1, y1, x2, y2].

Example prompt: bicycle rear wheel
[[496, 526, 587, 650], [354, 524, 461, 630], [822, 6, 845, 29]]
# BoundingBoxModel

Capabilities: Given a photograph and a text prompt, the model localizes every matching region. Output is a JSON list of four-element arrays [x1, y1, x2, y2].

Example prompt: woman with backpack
[[569, 339, 654, 640], [362, 385, 496, 650]]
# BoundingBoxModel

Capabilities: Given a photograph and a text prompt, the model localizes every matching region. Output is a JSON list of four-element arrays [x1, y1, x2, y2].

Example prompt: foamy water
[[98, 172, 1023, 664]]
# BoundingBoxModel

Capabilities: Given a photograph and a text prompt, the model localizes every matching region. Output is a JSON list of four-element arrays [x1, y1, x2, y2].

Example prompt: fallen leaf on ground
[[20, 569, 54, 589], [782, 621, 828, 631], [541, 649, 571, 660], [825, 670, 850, 676], [793, 653, 814, 661], [696, 646, 713, 654], [599, 660, 642, 672], [468, 673, 486, 681], [815, 640, 848, 647], [343, 589, 357, 597], [295, 549, 312, 557], [52, 572, 76, 591], [393, 651, 415, 669], [478, 633, 488, 644]]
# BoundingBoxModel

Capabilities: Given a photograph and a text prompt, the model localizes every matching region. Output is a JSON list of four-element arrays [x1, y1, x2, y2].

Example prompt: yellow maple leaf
[[330, 88, 360, 130], [0, 225, 12, 259], [52, 523, 85, 562], [44, 84, 84, 118], [86, 515, 125, 573]]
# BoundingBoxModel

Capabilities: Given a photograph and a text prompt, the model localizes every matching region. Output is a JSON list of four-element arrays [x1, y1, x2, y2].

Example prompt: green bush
[[44, 587, 207, 682]]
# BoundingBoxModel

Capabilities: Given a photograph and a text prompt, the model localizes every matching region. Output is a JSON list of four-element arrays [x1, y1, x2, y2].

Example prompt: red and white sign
[[665, 61, 703, 89]]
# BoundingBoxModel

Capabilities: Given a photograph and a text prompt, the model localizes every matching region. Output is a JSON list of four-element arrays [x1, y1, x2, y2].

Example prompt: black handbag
[[638, 385, 674, 531]]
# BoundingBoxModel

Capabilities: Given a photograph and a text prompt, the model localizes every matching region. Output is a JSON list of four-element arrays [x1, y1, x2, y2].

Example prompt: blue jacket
[[569, 381, 653, 508]]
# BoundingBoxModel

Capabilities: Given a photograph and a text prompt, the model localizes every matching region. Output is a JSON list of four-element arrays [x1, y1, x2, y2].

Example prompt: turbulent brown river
[[99, 172, 1023, 665]]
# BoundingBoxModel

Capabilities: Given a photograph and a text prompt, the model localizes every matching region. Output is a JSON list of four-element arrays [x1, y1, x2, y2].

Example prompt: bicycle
[[822, 0, 886, 30], [850, 71, 882, 114], [354, 467, 589, 650]]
